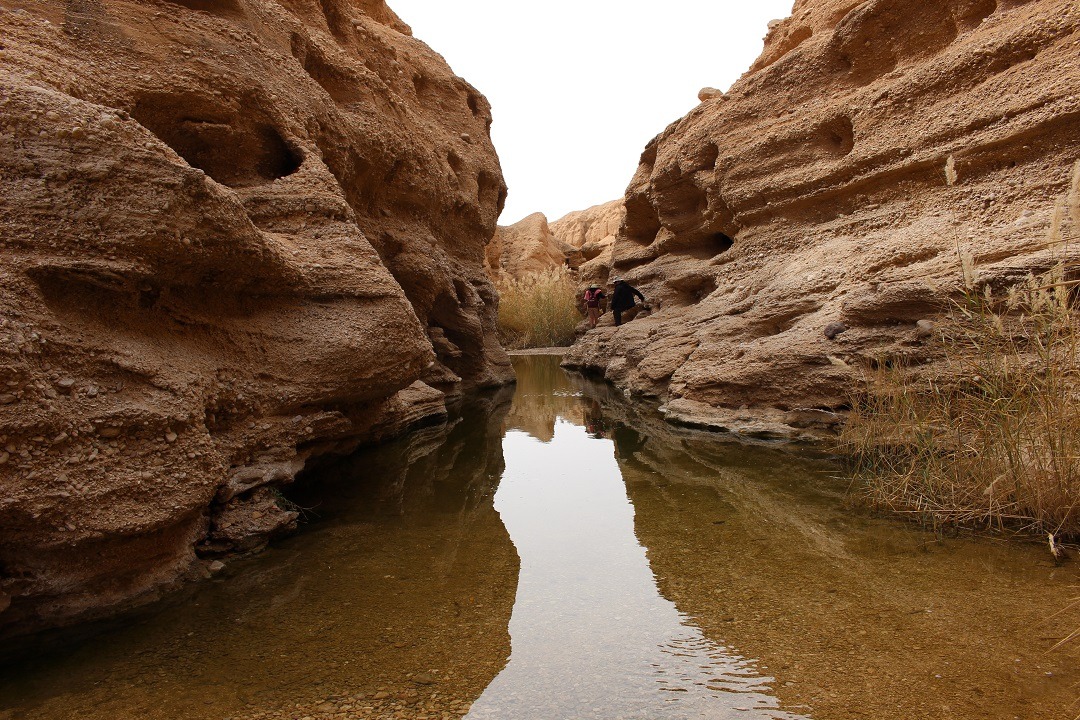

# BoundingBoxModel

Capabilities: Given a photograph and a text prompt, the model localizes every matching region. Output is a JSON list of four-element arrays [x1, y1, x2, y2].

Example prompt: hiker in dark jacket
[[610, 277, 646, 326]]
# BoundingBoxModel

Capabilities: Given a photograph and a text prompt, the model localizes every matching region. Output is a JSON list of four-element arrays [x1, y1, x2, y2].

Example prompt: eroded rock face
[[484, 201, 626, 285], [0, 0, 510, 636], [550, 199, 624, 286], [484, 212, 569, 282], [564, 0, 1080, 434]]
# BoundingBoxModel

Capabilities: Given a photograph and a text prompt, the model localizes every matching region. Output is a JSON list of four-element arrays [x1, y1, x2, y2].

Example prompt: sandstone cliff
[[0, 0, 511, 636], [484, 212, 569, 282], [549, 199, 624, 286], [563, 0, 1080, 437], [485, 201, 626, 285]]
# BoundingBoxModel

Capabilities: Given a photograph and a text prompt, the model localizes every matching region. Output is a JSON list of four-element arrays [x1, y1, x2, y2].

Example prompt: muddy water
[[1, 355, 1078, 720]]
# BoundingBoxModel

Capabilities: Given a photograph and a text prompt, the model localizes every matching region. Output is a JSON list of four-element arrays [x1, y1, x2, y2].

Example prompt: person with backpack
[[583, 284, 606, 328], [610, 277, 646, 326]]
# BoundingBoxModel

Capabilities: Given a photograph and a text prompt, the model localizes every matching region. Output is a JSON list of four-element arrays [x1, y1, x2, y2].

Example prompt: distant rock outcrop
[[0, 0, 510, 636], [563, 0, 1080, 437], [550, 200, 625, 286], [485, 212, 570, 282], [484, 201, 626, 288]]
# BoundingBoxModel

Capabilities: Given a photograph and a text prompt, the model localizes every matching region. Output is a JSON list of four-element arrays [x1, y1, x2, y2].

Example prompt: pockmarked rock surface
[[0, 0, 511, 636], [562, 0, 1080, 436]]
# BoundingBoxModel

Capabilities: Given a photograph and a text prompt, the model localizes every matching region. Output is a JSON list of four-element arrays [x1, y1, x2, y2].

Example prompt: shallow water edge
[[0, 355, 1077, 720]]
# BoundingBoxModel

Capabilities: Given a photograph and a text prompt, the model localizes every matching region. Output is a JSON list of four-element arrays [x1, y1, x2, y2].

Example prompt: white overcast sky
[[389, 1, 795, 225]]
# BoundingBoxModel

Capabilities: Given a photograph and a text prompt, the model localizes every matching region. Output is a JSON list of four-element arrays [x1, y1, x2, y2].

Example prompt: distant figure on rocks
[[583, 284, 606, 328], [610, 277, 647, 326]]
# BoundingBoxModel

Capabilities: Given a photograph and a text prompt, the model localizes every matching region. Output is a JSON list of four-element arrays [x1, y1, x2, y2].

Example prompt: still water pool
[[1, 355, 1077, 720]]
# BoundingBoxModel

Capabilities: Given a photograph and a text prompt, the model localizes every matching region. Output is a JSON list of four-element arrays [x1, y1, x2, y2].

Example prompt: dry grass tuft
[[841, 264, 1080, 541], [840, 190, 1080, 544], [496, 268, 581, 349], [1070, 160, 1080, 229]]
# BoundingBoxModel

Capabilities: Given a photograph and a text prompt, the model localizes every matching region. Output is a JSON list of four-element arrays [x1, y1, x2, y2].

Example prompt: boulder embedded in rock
[[697, 87, 725, 102], [824, 322, 849, 340]]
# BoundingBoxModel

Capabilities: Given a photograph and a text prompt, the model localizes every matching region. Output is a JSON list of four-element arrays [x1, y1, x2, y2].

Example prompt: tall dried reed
[[496, 268, 581, 349], [841, 171, 1080, 545]]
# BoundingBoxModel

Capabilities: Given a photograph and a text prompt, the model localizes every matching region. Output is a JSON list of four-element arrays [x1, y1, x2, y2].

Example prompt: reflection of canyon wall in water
[[296, 385, 515, 517], [276, 387, 520, 717], [572, 373, 1080, 720], [504, 355, 589, 443], [0, 389, 519, 720], [0, 0, 511, 636]]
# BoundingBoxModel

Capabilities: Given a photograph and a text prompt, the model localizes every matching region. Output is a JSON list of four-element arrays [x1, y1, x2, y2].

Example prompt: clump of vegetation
[[841, 265, 1080, 542], [841, 166, 1080, 546], [496, 268, 581, 349]]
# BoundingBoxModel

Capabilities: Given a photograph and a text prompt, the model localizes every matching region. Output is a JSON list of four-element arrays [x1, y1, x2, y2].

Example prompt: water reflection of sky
[[467, 408, 806, 719], [4, 356, 1076, 720]]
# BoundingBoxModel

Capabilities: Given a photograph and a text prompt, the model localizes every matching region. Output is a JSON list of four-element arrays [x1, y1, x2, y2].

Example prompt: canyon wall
[[484, 212, 568, 282], [563, 0, 1080, 437], [484, 201, 625, 284], [549, 199, 623, 285], [0, 0, 510, 636]]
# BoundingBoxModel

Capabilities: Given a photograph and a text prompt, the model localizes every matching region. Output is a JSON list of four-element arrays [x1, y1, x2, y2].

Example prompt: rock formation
[[0, 388, 519, 718], [484, 212, 569, 282], [484, 201, 625, 285], [0, 0, 511, 636], [563, 0, 1080, 436], [549, 199, 624, 286]]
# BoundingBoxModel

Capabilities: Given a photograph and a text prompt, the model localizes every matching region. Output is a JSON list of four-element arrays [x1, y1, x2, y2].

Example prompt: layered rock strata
[[563, 0, 1080, 436], [0, 0, 510, 636]]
